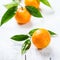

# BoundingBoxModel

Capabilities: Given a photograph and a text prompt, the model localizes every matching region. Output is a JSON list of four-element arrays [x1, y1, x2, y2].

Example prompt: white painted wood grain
[[0, 0, 60, 60]]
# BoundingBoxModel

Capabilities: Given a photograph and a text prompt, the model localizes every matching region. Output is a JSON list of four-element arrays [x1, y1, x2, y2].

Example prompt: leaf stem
[[25, 54, 27, 60], [50, 57, 51, 60]]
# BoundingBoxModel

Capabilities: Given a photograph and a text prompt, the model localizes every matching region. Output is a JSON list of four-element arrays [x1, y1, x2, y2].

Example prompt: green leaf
[[21, 39, 31, 54], [4, 2, 18, 9], [13, 0, 20, 3], [29, 28, 39, 36], [0, 6, 17, 26], [25, 6, 43, 18], [11, 34, 29, 41], [48, 30, 56, 36], [29, 28, 56, 36], [40, 0, 51, 7]]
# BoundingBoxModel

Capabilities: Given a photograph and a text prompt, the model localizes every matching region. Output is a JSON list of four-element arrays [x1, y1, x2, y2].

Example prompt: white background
[[0, 0, 60, 60]]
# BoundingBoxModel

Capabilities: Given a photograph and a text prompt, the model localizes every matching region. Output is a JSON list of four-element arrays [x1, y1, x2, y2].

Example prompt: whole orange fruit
[[32, 28, 51, 49], [15, 7, 31, 24], [25, 0, 40, 8]]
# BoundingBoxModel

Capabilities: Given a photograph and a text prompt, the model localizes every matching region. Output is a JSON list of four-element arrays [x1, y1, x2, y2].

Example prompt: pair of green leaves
[[11, 34, 31, 54], [29, 28, 56, 36], [11, 28, 56, 54]]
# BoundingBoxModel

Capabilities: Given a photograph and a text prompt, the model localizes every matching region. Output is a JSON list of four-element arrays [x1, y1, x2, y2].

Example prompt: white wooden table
[[0, 0, 60, 60]]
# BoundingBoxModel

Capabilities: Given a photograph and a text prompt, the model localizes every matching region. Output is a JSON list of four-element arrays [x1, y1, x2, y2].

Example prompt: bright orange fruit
[[15, 7, 31, 24], [32, 28, 51, 49], [25, 0, 40, 8]]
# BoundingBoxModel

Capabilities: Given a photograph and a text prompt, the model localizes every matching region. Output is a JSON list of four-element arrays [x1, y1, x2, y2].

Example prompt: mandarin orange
[[32, 28, 51, 49], [15, 7, 31, 24], [25, 0, 40, 8]]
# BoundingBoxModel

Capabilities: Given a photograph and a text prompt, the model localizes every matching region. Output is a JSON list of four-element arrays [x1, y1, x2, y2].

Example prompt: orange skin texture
[[15, 7, 31, 24], [32, 28, 51, 49], [25, 0, 40, 8]]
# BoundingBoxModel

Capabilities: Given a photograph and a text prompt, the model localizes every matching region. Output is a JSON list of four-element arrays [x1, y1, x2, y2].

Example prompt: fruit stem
[[21, 6, 23, 10], [19, 4, 23, 10]]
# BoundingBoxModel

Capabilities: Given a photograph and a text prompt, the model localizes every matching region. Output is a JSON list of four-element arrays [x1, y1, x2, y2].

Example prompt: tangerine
[[25, 0, 40, 8], [15, 7, 31, 24], [32, 28, 51, 49]]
